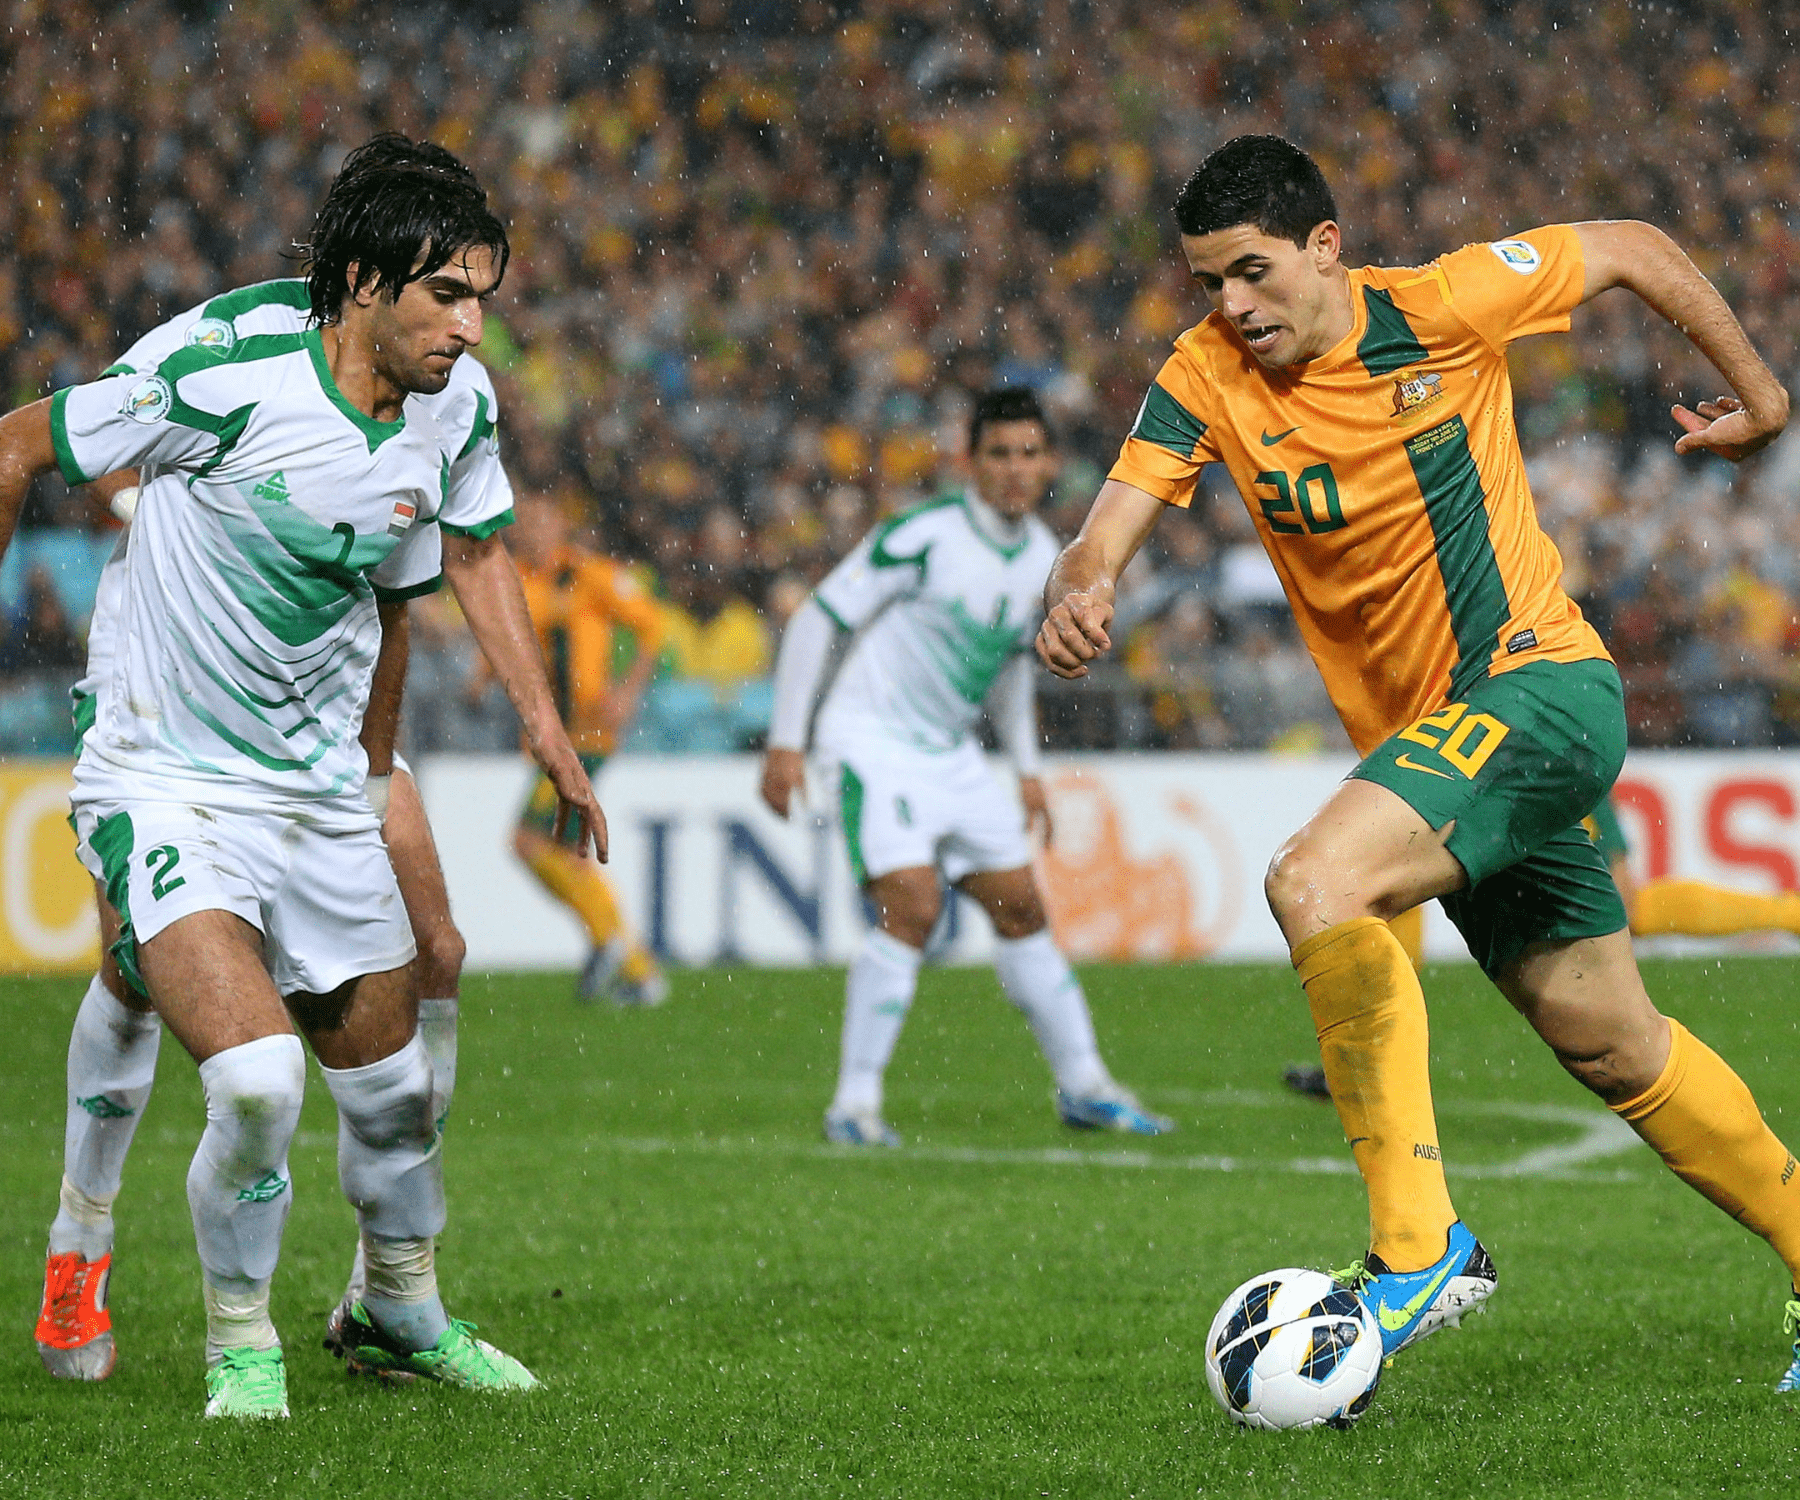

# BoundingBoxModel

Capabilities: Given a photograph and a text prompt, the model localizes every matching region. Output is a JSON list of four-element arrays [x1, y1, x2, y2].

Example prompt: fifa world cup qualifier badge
[[122, 374, 173, 425]]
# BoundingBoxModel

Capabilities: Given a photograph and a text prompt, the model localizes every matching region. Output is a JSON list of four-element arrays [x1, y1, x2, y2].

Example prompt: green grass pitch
[[4, 958, 1800, 1498]]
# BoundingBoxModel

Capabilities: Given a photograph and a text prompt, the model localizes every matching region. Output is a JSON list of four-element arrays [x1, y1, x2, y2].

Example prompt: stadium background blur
[[5, 0, 1800, 761]]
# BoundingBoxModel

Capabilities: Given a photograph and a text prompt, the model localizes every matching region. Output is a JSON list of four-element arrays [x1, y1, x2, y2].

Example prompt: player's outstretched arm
[[0, 399, 57, 560], [1574, 220, 1790, 461], [444, 529, 609, 861], [1037, 478, 1164, 680]]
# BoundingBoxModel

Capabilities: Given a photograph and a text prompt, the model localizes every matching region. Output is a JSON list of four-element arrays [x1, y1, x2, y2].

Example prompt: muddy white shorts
[[71, 793, 415, 997]]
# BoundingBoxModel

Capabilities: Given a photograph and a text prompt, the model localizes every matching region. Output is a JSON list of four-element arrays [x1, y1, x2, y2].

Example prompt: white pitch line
[[250, 1096, 1650, 1183]]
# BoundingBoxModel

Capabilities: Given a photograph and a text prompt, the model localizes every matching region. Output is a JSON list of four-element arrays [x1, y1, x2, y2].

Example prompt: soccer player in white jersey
[[36, 348, 477, 1379], [0, 136, 603, 1418], [760, 389, 1172, 1146]]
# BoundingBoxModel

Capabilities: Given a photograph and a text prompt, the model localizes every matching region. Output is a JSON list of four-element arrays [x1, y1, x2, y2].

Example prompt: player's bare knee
[[986, 889, 1047, 940], [415, 924, 466, 998], [1265, 837, 1332, 926], [1554, 1046, 1646, 1106], [873, 886, 939, 948]]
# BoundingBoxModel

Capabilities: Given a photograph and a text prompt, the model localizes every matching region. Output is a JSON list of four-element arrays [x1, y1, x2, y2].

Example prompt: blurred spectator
[[7, 0, 1800, 754]]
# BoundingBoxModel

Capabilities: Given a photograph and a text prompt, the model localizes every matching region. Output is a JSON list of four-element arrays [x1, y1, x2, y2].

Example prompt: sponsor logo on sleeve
[[183, 317, 237, 352], [1490, 239, 1542, 275], [122, 375, 173, 424]]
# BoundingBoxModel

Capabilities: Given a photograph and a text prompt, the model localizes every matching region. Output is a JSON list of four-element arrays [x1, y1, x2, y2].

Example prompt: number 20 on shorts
[[1397, 702, 1510, 779]]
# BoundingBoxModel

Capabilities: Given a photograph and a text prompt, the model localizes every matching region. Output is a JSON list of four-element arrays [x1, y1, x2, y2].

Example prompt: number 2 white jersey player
[[37, 277, 486, 1388], [760, 388, 1172, 1145], [3, 134, 603, 1417]]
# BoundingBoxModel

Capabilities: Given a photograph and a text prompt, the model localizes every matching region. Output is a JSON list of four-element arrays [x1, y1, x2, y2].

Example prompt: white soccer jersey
[[54, 280, 512, 808], [812, 491, 1060, 755]]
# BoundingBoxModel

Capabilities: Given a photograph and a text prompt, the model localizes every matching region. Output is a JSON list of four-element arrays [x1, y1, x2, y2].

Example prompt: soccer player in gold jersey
[[493, 489, 669, 1004], [1037, 135, 1800, 1385]]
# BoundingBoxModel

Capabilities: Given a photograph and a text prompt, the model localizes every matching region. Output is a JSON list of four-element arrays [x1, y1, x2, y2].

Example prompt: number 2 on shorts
[[1397, 702, 1510, 779], [144, 844, 187, 901]]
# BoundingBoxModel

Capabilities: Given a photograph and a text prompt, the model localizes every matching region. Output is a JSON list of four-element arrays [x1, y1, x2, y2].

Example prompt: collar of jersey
[[303, 327, 408, 453], [960, 488, 1029, 561]]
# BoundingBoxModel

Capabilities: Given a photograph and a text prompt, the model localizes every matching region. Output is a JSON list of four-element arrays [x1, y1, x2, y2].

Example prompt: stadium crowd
[[4, 0, 1800, 754]]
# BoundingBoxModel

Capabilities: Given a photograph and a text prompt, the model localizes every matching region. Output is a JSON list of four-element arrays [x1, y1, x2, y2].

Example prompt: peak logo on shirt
[[1390, 369, 1446, 421], [122, 375, 173, 425], [1490, 239, 1542, 275]]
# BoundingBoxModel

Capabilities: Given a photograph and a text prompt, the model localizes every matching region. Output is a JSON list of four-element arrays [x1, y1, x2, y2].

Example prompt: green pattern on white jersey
[[813, 492, 1059, 754], [57, 280, 511, 808]]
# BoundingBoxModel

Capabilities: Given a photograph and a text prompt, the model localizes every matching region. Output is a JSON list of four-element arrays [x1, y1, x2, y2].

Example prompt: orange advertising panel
[[0, 759, 98, 974]]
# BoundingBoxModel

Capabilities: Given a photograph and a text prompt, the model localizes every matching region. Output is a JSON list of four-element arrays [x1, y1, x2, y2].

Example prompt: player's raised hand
[[1036, 591, 1114, 679], [1672, 395, 1787, 462], [760, 747, 807, 818]]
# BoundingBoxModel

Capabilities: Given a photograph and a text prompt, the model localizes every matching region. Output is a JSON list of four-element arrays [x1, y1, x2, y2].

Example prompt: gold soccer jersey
[[1110, 224, 1609, 755]]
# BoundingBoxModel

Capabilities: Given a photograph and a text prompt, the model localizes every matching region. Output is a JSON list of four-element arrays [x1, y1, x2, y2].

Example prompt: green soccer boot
[[203, 1346, 289, 1419]]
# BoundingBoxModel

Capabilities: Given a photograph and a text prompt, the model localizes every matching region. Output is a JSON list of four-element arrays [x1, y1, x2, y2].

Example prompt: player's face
[[1180, 222, 1346, 369], [969, 418, 1056, 520], [364, 243, 501, 395]]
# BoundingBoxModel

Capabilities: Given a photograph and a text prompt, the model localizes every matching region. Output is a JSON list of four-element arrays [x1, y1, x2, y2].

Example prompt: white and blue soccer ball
[[1204, 1267, 1384, 1430]]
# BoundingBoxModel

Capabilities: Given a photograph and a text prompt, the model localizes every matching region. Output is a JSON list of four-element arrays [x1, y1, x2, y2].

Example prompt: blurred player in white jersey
[[1, 135, 603, 1418], [760, 389, 1172, 1146]]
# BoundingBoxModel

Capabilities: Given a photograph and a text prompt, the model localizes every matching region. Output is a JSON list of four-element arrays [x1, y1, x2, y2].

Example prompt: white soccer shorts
[[71, 793, 416, 997], [819, 734, 1032, 885]]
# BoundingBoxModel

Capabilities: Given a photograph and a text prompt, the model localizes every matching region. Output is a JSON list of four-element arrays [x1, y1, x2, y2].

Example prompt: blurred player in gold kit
[[492, 488, 668, 1003]]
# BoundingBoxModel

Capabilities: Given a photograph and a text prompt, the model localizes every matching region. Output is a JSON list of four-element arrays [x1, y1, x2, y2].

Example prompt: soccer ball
[[1204, 1267, 1384, 1430]]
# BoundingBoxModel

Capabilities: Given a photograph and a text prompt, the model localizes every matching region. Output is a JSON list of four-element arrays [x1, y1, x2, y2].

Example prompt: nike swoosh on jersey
[[1260, 426, 1301, 445], [1375, 1260, 1457, 1331], [1394, 753, 1454, 779]]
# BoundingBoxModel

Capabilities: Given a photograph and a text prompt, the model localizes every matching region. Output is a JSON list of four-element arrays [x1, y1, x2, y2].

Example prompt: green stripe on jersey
[[374, 574, 443, 603], [201, 279, 310, 322], [1131, 383, 1207, 457], [457, 389, 496, 460], [1404, 415, 1511, 697], [442, 507, 513, 541], [49, 387, 92, 485], [1357, 286, 1430, 376]]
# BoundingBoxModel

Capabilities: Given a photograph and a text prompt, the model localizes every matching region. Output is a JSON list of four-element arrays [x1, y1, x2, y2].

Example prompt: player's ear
[[1308, 221, 1342, 271], [344, 261, 378, 309]]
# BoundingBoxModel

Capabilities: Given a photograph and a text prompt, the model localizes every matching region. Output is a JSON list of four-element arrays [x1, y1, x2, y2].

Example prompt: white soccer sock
[[187, 1034, 305, 1305], [993, 930, 1110, 1098], [831, 928, 923, 1117], [204, 1279, 278, 1363], [50, 976, 161, 1259], [360, 1232, 449, 1351], [343, 1001, 457, 1306]]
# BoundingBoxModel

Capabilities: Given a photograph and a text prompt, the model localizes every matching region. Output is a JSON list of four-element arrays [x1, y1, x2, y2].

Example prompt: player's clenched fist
[[1036, 591, 1114, 679], [760, 746, 807, 818]]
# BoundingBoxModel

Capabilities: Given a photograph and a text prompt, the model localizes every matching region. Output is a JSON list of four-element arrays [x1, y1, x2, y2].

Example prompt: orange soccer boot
[[36, 1250, 116, 1381]]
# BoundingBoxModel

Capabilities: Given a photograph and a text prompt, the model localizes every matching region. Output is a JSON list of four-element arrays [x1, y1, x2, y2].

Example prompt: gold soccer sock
[[1295, 917, 1457, 1272], [525, 843, 623, 947], [1613, 1020, 1800, 1288], [1387, 905, 1426, 973], [1632, 880, 1800, 938]]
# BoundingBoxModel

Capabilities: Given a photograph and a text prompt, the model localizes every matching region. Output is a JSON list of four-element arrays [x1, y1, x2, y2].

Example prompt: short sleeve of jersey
[[1437, 225, 1585, 352], [50, 367, 226, 487], [814, 510, 937, 629], [1107, 344, 1222, 508], [370, 520, 443, 601], [439, 364, 513, 540]]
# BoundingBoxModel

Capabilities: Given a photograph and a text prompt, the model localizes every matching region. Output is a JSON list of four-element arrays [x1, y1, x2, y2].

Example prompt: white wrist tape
[[109, 485, 140, 523], [365, 773, 391, 818]]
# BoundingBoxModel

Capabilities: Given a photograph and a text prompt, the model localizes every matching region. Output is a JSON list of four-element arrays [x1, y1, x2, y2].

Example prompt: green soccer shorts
[[1351, 657, 1629, 976]]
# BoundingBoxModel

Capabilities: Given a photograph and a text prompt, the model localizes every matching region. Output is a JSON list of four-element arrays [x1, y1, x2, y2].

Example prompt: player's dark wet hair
[[969, 387, 1053, 451], [1173, 135, 1338, 246], [298, 133, 510, 326]]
